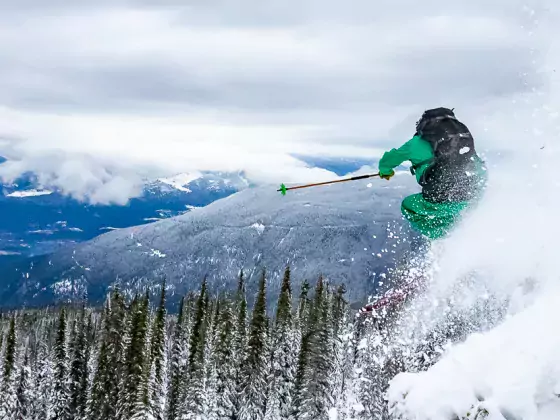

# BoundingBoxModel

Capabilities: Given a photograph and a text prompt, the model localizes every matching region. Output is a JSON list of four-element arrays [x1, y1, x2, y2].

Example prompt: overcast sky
[[0, 0, 558, 204]]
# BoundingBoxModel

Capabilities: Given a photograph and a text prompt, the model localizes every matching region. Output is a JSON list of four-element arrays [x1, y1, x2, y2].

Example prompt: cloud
[[0, 0, 556, 204], [0, 152, 144, 206]]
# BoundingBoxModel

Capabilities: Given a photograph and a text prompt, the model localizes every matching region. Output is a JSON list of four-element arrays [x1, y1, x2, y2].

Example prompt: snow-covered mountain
[[0, 170, 250, 258], [0, 155, 379, 260], [6, 189, 54, 198], [0, 173, 422, 309]]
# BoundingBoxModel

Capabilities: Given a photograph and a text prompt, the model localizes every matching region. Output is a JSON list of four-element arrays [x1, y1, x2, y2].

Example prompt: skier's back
[[378, 107, 487, 239]]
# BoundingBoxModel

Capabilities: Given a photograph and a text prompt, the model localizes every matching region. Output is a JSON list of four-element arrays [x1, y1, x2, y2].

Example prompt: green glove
[[380, 170, 395, 181]]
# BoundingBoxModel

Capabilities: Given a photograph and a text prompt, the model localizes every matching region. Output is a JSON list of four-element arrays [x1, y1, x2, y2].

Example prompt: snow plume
[[345, 4, 560, 417], [381, 96, 560, 419]]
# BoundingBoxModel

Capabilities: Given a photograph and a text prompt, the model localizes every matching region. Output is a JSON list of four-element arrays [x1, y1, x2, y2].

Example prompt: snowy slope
[[0, 173, 421, 308], [156, 172, 203, 192], [388, 288, 560, 420], [6, 189, 53, 198]]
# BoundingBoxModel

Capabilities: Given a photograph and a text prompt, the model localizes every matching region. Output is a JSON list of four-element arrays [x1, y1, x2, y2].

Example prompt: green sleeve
[[378, 139, 414, 176]]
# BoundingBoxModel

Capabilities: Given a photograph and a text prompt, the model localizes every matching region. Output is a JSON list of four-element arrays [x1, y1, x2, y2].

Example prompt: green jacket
[[379, 135, 434, 182], [378, 135, 487, 186], [378, 135, 487, 239]]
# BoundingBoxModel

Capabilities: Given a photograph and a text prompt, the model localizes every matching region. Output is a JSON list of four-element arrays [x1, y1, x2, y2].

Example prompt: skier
[[378, 107, 487, 239]]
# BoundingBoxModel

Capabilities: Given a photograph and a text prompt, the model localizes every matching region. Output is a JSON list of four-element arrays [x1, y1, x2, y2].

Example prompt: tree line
[[0, 266, 383, 420]]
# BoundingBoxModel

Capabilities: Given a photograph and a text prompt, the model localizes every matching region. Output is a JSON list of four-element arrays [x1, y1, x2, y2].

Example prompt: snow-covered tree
[[0, 315, 18, 419], [166, 296, 188, 420], [204, 297, 222, 419], [232, 270, 248, 419], [239, 270, 270, 420], [0, 269, 376, 420], [290, 280, 312, 420], [122, 293, 150, 420], [292, 276, 337, 419], [210, 299, 236, 420], [106, 289, 128, 419], [330, 285, 356, 419], [148, 282, 168, 420], [88, 289, 128, 420], [69, 305, 89, 419], [15, 348, 32, 420], [33, 331, 54, 420], [50, 308, 70, 420], [88, 302, 111, 420], [181, 279, 209, 419], [266, 266, 297, 420]]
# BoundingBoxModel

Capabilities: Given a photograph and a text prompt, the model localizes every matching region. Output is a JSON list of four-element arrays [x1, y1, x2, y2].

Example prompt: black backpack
[[413, 107, 481, 203]]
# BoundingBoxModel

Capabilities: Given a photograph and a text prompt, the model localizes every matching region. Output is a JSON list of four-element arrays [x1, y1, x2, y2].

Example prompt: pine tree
[[332, 285, 347, 337], [88, 289, 128, 420], [234, 272, 248, 355], [69, 305, 88, 419], [291, 277, 338, 419], [2, 314, 16, 381], [239, 270, 269, 420], [204, 297, 222, 419], [132, 292, 153, 420], [0, 272, 363, 420], [0, 330, 4, 361], [181, 279, 208, 419], [34, 330, 54, 420], [295, 280, 311, 334], [50, 307, 70, 420], [211, 300, 236, 420], [148, 282, 167, 420], [350, 325, 389, 419], [330, 284, 353, 419], [106, 289, 128, 420], [166, 296, 188, 420], [122, 293, 150, 420], [15, 348, 32, 420], [300, 277, 336, 419], [290, 280, 312, 420], [232, 270, 248, 419], [267, 266, 297, 420], [0, 315, 18, 418], [81, 313, 94, 418], [88, 302, 111, 420]]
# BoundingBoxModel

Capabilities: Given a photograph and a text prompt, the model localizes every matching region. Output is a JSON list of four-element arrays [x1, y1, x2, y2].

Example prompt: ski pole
[[278, 173, 380, 195]]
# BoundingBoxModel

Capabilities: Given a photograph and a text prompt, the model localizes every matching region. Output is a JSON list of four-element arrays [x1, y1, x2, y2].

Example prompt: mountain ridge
[[0, 169, 250, 257], [0, 173, 423, 310]]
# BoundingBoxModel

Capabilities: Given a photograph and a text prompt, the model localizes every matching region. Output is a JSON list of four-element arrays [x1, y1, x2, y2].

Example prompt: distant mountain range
[[0, 169, 250, 259], [0, 173, 423, 309], [0, 155, 383, 260]]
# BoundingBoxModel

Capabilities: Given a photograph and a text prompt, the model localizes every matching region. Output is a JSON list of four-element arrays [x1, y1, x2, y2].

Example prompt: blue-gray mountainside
[[0, 169, 249, 258], [0, 174, 422, 309]]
